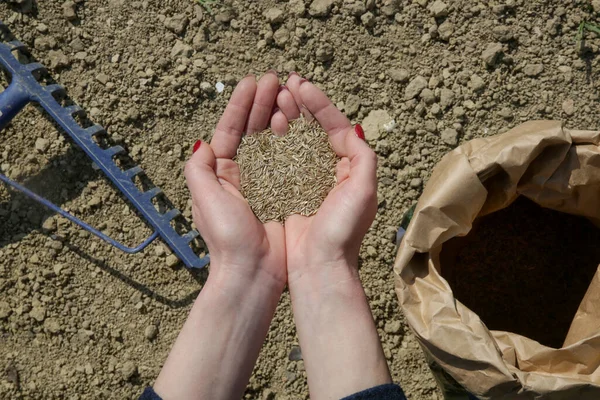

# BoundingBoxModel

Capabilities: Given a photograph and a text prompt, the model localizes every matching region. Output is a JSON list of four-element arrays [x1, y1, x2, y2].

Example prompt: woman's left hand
[[184, 71, 286, 292], [154, 72, 289, 400]]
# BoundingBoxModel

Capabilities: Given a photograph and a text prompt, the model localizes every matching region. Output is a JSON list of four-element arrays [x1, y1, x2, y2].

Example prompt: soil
[[442, 197, 600, 349], [1, 0, 600, 399]]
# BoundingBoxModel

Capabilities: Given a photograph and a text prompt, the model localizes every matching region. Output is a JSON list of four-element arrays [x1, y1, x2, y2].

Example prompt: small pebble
[[144, 325, 158, 340], [166, 254, 179, 268], [121, 361, 137, 380], [35, 138, 50, 153], [562, 99, 575, 116], [288, 346, 303, 361]]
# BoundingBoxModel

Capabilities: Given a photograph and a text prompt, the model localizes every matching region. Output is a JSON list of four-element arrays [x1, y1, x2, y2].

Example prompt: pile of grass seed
[[235, 118, 338, 223]]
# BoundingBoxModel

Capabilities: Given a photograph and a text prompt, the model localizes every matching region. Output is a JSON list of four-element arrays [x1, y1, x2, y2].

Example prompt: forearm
[[289, 262, 391, 400], [154, 266, 283, 400]]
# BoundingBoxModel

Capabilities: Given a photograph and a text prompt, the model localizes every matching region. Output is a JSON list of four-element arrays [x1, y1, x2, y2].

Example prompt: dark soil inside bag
[[441, 196, 600, 349]]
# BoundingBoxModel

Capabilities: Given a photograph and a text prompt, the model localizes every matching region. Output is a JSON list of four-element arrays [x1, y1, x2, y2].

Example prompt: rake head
[[0, 21, 209, 269]]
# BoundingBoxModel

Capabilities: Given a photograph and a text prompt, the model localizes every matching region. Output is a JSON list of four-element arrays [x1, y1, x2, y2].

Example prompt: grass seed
[[235, 118, 338, 223]]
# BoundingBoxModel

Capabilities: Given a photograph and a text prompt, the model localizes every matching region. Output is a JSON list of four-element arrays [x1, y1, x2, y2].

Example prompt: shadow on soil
[[0, 24, 205, 308]]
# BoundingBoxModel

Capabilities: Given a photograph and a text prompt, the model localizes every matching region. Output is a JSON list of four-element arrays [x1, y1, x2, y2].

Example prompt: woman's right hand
[[277, 74, 378, 287], [275, 74, 390, 400]]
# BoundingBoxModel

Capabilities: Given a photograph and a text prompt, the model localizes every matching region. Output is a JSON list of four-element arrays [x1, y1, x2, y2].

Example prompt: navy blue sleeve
[[341, 384, 407, 400], [139, 387, 162, 400], [140, 384, 407, 400]]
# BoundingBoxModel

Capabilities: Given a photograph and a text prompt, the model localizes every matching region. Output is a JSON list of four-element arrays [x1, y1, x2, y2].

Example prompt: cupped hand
[[184, 72, 287, 290], [275, 73, 378, 284]]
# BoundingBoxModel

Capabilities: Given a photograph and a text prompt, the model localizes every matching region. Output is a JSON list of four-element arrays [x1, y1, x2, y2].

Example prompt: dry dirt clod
[[380, 0, 400, 16], [405, 76, 428, 100], [492, 26, 514, 42], [264, 7, 284, 24], [165, 254, 179, 268], [438, 21, 454, 41], [48, 50, 70, 69], [309, 0, 335, 17], [481, 43, 503, 66], [35, 138, 49, 153], [470, 74, 486, 91], [62, 0, 77, 21], [121, 361, 137, 381], [523, 63, 544, 77], [361, 12, 376, 28], [44, 318, 62, 334], [345, 94, 361, 117], [163, 13, 189, 34], [441, 128, 459, 146], [562, 99, 575, 116], [0, 301, 11, 319], [439, 88, 455, 109], [29, 306, 46, 322], [362, 109, 393, 141], [429, 0, 448, 17], [384, 320, 402, 334], [389, 68, 410, 83], [144, 325, 158, 340]]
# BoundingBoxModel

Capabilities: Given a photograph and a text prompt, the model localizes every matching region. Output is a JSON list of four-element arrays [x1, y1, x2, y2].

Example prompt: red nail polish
[[193, 140, 202, 153], [278, 85, 289, 92], [355, 124, 365, 141]]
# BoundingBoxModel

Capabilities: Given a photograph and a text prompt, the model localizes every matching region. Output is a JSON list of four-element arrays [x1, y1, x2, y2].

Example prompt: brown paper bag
[[394, 121, 600, 399]]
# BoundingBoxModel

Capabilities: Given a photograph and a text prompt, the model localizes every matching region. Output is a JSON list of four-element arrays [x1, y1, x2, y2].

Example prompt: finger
[[298, 80, 353, 157], [246, 71, 280, 134], [270, 110, 289, 136], [184, 141, 224, 208], [344, 130, 377, 198], [215, 158, 242, 191], [210, 76, 257, 159], [285, 72, 314, 120], [277, 85, 301, 121]]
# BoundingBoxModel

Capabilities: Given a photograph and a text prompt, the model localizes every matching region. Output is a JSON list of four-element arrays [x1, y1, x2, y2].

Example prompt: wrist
[[155, 261, 283, 400], [287, 254, 360, 292], [206, 261, 285, 308], [288, 260, 392, 399]]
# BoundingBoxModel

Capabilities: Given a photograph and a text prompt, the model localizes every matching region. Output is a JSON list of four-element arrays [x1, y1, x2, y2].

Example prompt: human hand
[[275, 73, 378, 285], [155, 73, 290, 400], [184, 72, 286, 291], [274, 74, 389, 400]]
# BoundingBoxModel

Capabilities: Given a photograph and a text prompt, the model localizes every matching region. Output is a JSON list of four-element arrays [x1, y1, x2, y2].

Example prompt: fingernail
[[266, 69, 278, 76], [354, 124, 365, 141], [193, 140, 202, 154], [245, 73, 256, 80], [289, 71, 299, 77], [278, 84, 289, 92], [299, 78, 308, 85]]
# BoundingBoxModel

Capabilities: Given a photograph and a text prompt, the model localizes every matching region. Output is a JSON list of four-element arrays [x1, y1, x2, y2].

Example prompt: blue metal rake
[[0, 21, 210, 269]]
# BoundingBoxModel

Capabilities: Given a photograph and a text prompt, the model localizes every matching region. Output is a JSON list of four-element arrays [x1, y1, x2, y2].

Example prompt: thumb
[[184, 141, 224, 208], [345, 128, 378, 198]]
